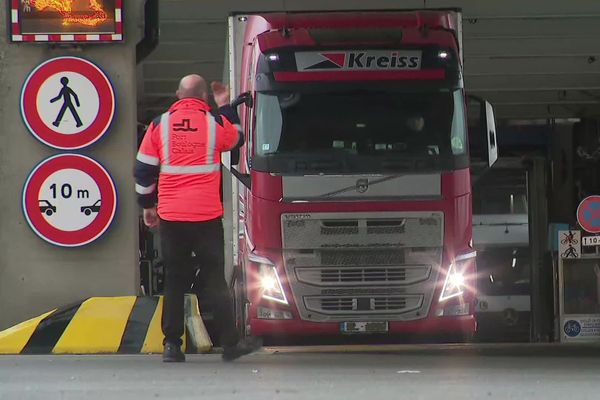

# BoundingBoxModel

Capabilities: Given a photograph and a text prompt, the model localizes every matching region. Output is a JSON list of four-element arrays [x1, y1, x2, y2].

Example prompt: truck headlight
[[249, 253, 288, 305], [259, 265, 288, 305], [439, 251, 476, 302]]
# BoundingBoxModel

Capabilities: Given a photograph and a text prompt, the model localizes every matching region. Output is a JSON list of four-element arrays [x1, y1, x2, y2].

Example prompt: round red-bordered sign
[[20, 56, 115, 150], [577, 195, 600, 234], [22, 154, 118, 247]]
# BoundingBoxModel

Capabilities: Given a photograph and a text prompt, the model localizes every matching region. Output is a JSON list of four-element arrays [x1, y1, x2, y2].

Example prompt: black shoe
[[222, 337, 262, 362], [162, 342, 185, 363]]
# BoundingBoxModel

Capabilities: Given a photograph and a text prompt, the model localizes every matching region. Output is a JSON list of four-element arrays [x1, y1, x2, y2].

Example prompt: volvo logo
[[286, 220, 305, 228], [283, 214, 311, 220], [356, 179, 369, 193]]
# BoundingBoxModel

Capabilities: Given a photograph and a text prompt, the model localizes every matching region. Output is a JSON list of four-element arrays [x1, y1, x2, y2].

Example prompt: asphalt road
[[2, 344, 600, 400]]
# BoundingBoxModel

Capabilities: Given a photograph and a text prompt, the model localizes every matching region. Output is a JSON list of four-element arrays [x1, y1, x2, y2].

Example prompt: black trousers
[[159, 217, 239, 347]]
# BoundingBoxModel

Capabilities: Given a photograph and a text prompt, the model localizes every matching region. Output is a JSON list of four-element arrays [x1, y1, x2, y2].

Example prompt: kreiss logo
[[295, 50, 422, 71]]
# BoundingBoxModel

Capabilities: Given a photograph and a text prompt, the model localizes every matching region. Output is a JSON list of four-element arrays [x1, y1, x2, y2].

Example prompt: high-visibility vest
[[136, 98, 239, 222]]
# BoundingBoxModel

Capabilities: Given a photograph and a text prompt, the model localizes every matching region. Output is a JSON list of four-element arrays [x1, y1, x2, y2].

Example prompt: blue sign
[[577, 196, 600, 234], [564, 320, 582, 338]]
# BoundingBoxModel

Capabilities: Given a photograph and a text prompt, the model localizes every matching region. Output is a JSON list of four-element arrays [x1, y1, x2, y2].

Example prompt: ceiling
[[138, 0, 600, 123]]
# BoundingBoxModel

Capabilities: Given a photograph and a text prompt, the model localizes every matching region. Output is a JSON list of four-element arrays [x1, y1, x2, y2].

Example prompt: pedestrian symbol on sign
[[50, 77, 83, 128], [561, 245, 579, 259]]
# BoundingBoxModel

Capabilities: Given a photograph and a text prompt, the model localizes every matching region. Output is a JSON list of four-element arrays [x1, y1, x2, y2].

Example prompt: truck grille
[[322, 268, 405, 283], [321, 298, 354, 311], [373, 297, 408, 311], [305, 295, 423, 315], [319, 220, 406, 236], [295, 266, 431, 286], [321, 250, 405, 266], [320, 221, 359, 235], [282, 211, 443, 322]]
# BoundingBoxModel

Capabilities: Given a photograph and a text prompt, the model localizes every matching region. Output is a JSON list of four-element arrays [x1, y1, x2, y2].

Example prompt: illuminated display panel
[[10, 0, 123, 42]]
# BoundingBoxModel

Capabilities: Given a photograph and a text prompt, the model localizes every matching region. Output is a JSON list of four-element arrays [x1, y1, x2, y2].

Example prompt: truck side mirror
[[467, 95, 498, 168], [484, 101, 498, 167]]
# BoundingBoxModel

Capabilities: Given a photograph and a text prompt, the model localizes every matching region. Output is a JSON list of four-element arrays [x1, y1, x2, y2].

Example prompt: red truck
[[222, 9, 498, 340]]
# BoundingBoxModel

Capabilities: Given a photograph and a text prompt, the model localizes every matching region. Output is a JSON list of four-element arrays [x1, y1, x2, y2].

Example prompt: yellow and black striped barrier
[[0, 295, 212, 354]]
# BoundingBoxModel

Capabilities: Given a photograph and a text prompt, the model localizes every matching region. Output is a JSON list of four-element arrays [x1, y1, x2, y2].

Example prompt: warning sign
[[20, 56, 115, 150], [577, 195, 600, 234], [559, 230, 581, 259], [22, 154, 117, 247]]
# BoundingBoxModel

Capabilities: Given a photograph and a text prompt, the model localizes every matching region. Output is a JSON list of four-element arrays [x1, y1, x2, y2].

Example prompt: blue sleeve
[[218, 104, 244, 148], [134, 118, 161, 209]]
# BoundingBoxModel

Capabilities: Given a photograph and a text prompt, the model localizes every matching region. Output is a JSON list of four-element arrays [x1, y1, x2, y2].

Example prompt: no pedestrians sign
[[20, 56, 115, 150]]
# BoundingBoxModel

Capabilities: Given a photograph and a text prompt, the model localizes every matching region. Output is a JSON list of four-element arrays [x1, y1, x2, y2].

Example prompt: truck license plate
[[340, 321, 388, 334]]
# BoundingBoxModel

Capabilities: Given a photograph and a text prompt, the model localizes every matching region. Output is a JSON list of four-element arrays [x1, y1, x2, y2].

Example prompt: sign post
[[22, 154, 117, 247], [557, 197, 600, 342]]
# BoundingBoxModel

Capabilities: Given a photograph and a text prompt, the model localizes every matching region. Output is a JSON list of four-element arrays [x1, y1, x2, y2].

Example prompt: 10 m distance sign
[[22, 154, 117, 247]]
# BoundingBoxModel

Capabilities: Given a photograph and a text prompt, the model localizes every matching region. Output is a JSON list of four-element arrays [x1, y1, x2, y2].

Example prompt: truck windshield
[[253, 89, 467, 174]]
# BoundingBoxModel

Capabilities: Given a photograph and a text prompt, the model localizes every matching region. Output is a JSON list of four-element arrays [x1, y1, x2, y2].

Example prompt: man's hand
[[211, 81, 230, 108], [143, 207, 159, 229]]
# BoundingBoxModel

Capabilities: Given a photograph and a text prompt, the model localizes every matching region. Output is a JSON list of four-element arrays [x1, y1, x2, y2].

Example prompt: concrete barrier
[[0, 295, 211, 354]]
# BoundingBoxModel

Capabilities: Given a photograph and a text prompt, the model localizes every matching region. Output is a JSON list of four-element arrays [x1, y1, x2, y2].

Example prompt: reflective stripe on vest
[[160, 112, 170, 165], [159, 112, 219, 175], [206, 114, 216, 165], [160, 164, 220, 174]]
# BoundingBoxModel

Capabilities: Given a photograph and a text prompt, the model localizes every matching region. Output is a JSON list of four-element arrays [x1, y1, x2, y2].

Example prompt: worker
[[135, 74, 260, 362]]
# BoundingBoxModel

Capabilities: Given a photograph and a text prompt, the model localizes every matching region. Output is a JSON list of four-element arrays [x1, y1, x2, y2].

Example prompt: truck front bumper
[[249, 315, 476, 338]]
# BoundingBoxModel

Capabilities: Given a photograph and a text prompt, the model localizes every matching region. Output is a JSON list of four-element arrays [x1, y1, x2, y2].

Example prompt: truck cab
[[224, 10, 498, 340]]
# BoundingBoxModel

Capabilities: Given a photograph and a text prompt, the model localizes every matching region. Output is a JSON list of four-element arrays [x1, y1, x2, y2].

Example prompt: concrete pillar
[[549, 123, 574, 223], [0, 3, 144, 330]]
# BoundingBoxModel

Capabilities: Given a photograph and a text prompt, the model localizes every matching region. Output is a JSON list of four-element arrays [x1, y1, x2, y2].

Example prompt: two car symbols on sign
[[39, 199, 101, 216]]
